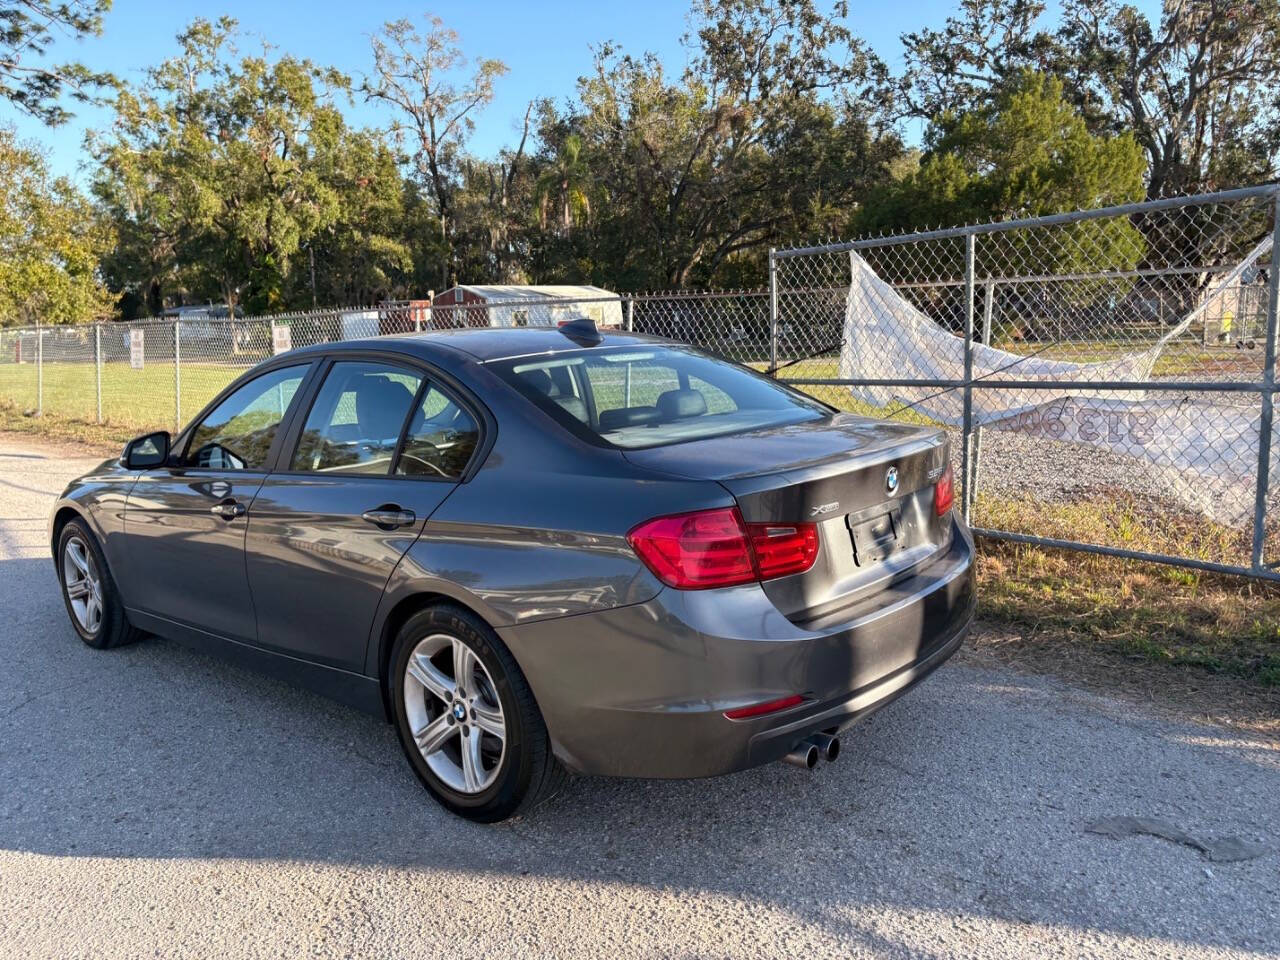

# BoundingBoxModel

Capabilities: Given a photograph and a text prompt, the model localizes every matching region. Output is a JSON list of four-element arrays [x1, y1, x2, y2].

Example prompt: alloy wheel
[[403, 633, 507, 794], [62, 536, 103, 635]]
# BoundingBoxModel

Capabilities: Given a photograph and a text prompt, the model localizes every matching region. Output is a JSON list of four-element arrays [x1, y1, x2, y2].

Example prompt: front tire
[[56, 518, 143, 650], [390, 604, 567, 822]]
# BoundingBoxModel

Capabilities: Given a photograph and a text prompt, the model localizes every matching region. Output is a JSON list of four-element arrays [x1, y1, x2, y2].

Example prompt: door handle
[[361, 507, 417, 529], [210, 498, 246, 519]]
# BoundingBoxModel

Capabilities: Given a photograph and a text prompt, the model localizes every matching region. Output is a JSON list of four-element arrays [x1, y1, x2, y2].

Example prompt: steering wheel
[[194, 442, 246, 471]]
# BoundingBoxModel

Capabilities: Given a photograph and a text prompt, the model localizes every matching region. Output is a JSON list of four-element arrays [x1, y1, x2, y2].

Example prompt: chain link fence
[[2, 186, 1278, 578], [0, 294, 771, 434], [772, 184, 1280, 579]]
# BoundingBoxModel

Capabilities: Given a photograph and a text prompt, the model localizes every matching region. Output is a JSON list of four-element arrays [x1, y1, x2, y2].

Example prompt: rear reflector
[[934, 464, 954, 516], [723, 694, 805, 720], [628, 507, 820, 590]]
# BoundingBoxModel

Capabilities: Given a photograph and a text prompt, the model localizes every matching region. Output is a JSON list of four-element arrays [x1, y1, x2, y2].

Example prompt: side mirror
[[123, 431, 171, 470]]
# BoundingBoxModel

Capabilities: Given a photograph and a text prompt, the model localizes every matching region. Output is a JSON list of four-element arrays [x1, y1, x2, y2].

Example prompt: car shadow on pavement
[[1, 554, 1277, 955]]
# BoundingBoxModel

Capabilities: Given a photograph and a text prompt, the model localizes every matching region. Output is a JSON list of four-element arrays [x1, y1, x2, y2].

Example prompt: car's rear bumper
[[499, 515, 976, 779]]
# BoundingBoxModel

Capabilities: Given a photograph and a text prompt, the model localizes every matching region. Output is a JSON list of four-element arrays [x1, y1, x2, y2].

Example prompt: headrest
[[354, 376, 415, 435], [552, 395, 589, 423], [520, 368, 556, 396], [599, 406, 660, 431], [656, 389, 707, 420]]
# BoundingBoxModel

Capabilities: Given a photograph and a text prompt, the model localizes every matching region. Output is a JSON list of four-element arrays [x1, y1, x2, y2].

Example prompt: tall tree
[[92, 18, 405, 315], [452, 100, 535, 285], [575, 0, 902, 288], [895, 0, 1280, 198], [0, 127, 115, 325], [362, 16, 507, 289], [858, 71, 1147, 278], [897, 0, 1052, 122], [0, 0, 114, 125], [1059, 0, 1280, 197], [299, 130, 416, 306], [533, 132, 591, 235]]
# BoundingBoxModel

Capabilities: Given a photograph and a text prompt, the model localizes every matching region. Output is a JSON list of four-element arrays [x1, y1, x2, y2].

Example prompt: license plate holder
[[848, 506, 902, 566]]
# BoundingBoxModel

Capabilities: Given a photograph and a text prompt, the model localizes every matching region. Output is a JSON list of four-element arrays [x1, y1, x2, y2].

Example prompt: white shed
[[430, 284, 624, 329]]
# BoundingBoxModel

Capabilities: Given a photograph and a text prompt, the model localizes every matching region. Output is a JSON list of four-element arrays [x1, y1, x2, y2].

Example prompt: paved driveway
[[0, 436, 1276, 959]]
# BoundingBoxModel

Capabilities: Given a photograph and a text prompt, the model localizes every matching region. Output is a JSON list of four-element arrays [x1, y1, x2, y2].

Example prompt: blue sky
[[5, 0, 1161, 183]]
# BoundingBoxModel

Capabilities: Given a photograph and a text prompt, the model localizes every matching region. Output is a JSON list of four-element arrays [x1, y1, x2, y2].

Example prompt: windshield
[[492, 344, 828, 449]]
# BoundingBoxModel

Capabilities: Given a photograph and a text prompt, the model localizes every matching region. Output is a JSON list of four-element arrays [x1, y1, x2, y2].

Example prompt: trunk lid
[[623, 414, 953, 623]]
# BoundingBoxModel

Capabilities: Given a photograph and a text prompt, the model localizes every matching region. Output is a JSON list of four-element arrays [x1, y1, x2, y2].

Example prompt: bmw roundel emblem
[[885, 466, 899, 495]]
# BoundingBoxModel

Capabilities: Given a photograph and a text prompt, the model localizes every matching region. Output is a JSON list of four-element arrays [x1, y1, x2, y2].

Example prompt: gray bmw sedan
[[49, 321, 974, 822]]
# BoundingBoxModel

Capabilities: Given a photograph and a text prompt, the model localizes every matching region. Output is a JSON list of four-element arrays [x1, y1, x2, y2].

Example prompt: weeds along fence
[[1, 187, 1278, 579]]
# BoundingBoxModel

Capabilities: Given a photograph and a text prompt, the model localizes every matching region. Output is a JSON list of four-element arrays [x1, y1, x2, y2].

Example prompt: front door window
[[185, 365, 308, 470]]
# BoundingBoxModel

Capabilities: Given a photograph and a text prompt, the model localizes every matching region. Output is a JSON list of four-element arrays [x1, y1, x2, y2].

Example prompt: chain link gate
[[770, 185, 1280, 580]]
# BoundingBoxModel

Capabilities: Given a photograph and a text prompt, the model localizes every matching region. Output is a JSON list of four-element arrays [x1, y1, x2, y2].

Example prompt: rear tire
[[56, 518, 143, 650], [390, 603, 567, 822]]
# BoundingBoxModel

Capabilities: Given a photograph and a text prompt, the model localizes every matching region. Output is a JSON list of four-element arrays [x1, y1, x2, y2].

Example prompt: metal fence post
[[1250, 195, 1280, 569], [625, 297, 634, 332], [960, 232, 976, 523], [94, 323, 103, 424], [768, 248, 779, 374], [36, 326, 43, 416], [969, 280, 995, 502], [173, 320, 182, 430]]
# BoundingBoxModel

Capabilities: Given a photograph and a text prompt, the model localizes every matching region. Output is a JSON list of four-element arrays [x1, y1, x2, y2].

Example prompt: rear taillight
[[934, 464, 954, 516], [627, 507, 757, 589], [748, 523, 819, 580], [627, 507, 819, 590]]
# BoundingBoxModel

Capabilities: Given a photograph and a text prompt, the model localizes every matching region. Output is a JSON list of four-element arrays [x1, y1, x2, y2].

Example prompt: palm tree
[[534, 134, 591, 235]]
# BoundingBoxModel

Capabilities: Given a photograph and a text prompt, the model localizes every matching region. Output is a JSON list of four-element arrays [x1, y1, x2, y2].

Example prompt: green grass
[[975, 491, 1280, 689], [0, 360, 249, 433], [759, 342, 1259, 383]]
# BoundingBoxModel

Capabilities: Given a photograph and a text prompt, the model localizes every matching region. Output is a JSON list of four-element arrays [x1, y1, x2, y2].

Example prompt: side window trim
[[389, 376, 433, 478], [265, 361, 324, 472], [176, 360, 318, 472], [271, 356, 335, 474]]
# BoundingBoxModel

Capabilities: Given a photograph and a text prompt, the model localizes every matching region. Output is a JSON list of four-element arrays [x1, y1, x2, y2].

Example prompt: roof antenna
[[557, 316, 603, 346]]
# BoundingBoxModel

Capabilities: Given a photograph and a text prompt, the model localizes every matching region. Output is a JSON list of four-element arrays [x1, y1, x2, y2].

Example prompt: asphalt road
[[1, 435, 1277, 960]]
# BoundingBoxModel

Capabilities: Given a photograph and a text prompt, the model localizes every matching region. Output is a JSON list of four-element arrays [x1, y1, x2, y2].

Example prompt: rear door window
[[291, 362, 422, 475], [397, 384, 481, 480]]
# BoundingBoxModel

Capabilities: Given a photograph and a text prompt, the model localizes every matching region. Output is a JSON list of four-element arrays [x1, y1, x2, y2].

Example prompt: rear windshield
[[491, 345, 828, 449]]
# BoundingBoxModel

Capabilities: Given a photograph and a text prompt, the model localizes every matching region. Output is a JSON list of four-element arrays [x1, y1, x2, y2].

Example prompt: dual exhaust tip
[[782, 733, 840, 770]]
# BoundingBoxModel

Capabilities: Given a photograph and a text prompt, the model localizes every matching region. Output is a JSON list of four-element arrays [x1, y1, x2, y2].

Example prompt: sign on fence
[[129, 329, 144, 369], [271, 323, 292, 355]]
